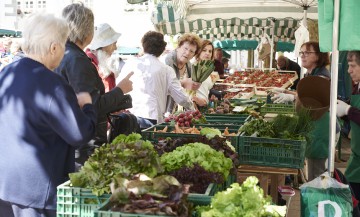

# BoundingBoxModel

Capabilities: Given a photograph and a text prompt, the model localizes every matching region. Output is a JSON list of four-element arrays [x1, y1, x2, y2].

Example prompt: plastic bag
[[300, 172, 352, 217]]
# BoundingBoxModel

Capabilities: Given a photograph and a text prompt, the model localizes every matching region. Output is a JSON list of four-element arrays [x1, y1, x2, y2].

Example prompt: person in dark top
[[272, 41, 338, 182], [277, 55, 301, 89], [214, 48, 225, 79], [0, 13, 96, 217], [55, 3, 133, 165], [336, 51, 360, 201], [222, 57, 229, 74]]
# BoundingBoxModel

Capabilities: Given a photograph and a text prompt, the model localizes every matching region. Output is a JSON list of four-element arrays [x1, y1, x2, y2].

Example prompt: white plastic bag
[[300, 172, 352, 217]]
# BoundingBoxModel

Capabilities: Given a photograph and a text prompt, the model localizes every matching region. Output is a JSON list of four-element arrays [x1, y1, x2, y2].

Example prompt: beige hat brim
[[88, 32, 121, 50]]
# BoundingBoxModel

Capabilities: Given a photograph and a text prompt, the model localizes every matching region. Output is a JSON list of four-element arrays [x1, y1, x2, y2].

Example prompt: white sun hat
[[88, 23, 121, 50]]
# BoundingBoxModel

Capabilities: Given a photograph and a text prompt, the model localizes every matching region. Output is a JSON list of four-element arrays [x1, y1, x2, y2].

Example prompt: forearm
[[96, 87, 128, 114]]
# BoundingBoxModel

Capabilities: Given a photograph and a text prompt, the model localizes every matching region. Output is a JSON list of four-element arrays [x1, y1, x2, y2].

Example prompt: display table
[[238, 165, 298, 203]]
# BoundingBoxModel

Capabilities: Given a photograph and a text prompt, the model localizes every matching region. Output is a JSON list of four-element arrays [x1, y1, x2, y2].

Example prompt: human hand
[[117, 71, 134, 94], [271, 93, 295, 104], [76, 92, 92, 108], [192, 95, 207, 107], [181, 77, 201, 90], [270, 87, 286, 93], [336, 100, 350, 117]]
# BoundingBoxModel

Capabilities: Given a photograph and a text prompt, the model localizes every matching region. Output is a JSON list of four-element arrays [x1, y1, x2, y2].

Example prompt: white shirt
[[116, 54, 194, 123], [196, 76, 214, 104]]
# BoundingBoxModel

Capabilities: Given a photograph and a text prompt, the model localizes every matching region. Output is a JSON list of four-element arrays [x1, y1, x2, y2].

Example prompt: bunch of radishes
[[164, 110, 205, 127]]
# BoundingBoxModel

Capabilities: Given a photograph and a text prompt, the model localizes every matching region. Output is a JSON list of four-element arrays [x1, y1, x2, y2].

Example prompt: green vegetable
[[200, 127, 222, 139], [239, 118, 275, 138], [160, 143, 233, 179], [196, 176, 286, 217], [192, 60, 215, 83], [69, 133, 163, 196]]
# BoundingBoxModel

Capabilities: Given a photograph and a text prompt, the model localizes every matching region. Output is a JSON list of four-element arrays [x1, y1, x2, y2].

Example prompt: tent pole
[[328, 0, 340, 177], [300, 6, 308, 79]]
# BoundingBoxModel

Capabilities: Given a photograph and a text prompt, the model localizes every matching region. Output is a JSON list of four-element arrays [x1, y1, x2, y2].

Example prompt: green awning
[[116, 46, 141, 55], [213, 39, 294, 52], [0, 29, 21, 37]]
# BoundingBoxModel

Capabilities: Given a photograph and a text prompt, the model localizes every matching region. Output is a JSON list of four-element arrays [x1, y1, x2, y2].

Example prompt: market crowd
[[1, 2, 360, 217]]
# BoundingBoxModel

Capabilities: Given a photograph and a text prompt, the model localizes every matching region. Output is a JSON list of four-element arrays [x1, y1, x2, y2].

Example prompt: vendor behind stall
[[271, 41, 338, 182], [276, 55, 301, 90], [336, 51, 360, 201]]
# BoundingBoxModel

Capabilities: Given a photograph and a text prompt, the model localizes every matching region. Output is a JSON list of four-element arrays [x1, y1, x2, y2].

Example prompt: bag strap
[[107, 114, 115, 129]]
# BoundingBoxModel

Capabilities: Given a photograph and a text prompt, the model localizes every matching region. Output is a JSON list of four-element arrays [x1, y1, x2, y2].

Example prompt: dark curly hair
[[141, 31, 167, 57]]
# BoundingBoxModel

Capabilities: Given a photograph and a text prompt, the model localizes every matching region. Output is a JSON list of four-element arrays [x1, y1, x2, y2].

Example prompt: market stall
[[54, 0, 360, 217]]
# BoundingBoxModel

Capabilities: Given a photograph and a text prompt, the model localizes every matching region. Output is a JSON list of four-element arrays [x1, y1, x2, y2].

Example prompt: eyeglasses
[[299, 51, 317, 57], [181, 46, 196, 55]]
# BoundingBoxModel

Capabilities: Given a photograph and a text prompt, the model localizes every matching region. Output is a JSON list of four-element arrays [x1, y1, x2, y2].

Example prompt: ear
[[50, 42, 57, 56]]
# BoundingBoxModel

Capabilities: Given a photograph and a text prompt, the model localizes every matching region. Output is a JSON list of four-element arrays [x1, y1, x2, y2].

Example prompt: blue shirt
[[0, 58, 96, 209]]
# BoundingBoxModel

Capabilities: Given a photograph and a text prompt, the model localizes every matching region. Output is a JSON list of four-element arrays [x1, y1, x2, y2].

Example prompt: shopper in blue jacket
[[0, 13, 96, 217]]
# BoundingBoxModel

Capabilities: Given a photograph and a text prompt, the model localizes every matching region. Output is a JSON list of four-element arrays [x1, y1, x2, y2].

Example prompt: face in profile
[[277, 58, 286, 69], [348, 56, 360, 83], [214, 50, 222, 61], [300, 45, 319, 70]]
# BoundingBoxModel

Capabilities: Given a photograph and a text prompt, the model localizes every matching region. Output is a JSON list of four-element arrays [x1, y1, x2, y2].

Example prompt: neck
[[177, 62, 186, 70], [307, 66, 316, 74], [27, 54, 52, 70], [75, 40, 87, 50]]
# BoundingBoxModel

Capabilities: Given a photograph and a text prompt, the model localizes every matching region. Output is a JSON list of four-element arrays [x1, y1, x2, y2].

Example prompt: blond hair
[[62, 3, 94, 45]]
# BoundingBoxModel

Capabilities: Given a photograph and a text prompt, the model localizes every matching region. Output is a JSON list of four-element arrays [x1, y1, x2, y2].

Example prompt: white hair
[[22, 13, 69, 57], [96, 50, 124, 78]]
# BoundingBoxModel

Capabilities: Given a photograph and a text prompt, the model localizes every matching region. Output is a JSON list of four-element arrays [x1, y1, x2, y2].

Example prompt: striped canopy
[[151, 0, 318, 44]]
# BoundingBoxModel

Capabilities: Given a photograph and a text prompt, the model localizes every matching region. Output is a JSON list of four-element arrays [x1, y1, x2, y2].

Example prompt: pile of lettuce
[[196, 176, 286, 217], [160, 143, 233, 193], [69, 133, 162, 196]]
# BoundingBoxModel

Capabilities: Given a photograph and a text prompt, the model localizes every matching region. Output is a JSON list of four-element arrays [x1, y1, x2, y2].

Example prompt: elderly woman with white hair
[[55, 3, 133, 165], [0, 13, 96, 217]]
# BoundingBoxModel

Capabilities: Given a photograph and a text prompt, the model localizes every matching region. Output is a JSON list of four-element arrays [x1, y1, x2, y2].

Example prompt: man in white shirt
[[116, 31, 195, 129]]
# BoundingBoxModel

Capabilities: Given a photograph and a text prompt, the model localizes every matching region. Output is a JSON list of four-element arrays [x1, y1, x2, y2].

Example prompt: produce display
[[164, 110, 206, 127], [196, 176, 286, 217], [153, 125, 237, 136], [153, 136, 239, 173], [160, 143, 233, 193], [214, 70, 297, 99], [69, 133, 162, 196], [108, 174, 190, 216], [239, 109, 313, 140]]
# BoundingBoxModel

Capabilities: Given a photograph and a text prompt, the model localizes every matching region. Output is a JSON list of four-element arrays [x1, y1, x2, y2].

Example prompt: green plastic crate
[[237, 136, 306, 169], [93, 183, 217, 217], [260, 104, 295, 115], [141, 123, 241, 151], [204, 114, 251, 125], [57, 180, 110, 217]]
